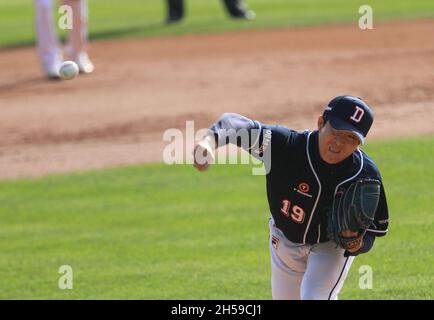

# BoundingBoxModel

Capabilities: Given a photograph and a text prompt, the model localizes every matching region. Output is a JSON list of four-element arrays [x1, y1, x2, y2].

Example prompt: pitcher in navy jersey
[[193, 96, 389, 300]]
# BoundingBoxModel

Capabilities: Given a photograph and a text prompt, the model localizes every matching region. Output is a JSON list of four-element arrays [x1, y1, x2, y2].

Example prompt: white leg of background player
[[269, 218, 355, 300], [63, 0, 94, 74], [34, 0, 63, 78]]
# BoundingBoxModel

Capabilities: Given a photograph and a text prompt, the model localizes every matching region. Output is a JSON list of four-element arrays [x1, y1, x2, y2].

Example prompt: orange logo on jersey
[[298, 182, 310, 193]]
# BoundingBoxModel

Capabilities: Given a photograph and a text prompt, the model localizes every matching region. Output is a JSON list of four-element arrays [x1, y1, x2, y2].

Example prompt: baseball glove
[[327, 179, 381, 251]]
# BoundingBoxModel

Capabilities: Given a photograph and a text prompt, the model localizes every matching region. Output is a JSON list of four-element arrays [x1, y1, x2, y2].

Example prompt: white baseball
[[59, 61, 79, 80]]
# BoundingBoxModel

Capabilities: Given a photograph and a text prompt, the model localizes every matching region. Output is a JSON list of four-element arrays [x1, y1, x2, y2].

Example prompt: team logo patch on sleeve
[[254, 129, 272, 155], [271, 235, 279, 249]]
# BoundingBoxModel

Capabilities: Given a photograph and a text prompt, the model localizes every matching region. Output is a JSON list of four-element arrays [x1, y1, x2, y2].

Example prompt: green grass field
[[0, 136, 432, 299], [1, 0, 434, 48]]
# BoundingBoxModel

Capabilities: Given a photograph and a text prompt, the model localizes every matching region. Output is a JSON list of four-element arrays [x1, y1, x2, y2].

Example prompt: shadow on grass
[[0, 21, 172, 49], [89, 22, 167, 41]]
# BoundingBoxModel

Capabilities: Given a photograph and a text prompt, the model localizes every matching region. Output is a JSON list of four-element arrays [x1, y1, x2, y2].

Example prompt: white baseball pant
[[269, 218, 355, 300], [34, 0, 88, 68]]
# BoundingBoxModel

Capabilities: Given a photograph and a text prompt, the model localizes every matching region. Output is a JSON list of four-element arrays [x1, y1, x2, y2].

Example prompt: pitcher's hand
[[193, 136, 215, 171]]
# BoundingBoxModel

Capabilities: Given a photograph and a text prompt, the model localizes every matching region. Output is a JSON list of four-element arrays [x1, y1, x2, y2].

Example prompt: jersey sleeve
[[366, 181, 389, 237], [208, 112, 259, 149], [207, 113, 294, 164]]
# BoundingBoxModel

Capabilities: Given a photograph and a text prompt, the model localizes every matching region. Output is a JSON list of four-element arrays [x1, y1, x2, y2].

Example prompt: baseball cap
[[323, 95, 374, 144]]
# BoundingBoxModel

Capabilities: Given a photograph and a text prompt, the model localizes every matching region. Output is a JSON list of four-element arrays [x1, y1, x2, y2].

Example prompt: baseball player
[[34, 0, 94, 79], [193, 96, 389, 300], [165, 0, 255, 24]]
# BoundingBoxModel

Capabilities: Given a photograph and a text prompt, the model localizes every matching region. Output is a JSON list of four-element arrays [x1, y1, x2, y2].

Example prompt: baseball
[[59, 61, 79, 80]]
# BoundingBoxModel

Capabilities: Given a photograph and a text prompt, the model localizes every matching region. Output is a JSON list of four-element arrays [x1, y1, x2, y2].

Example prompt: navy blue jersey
[[208, 113, 389, 245]]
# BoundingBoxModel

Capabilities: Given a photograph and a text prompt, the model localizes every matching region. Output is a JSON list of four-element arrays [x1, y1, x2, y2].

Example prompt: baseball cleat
[[72, 52, 95, 74], [166, 15, 184, 24], [242, 10, 256, 20], [42, 60, 61, 80], [240, 10, 256, 20], [229, 9, 256, 20]]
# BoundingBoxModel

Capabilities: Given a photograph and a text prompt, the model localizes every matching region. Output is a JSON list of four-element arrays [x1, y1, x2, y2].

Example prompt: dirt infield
[[0, 20, 433, 179]]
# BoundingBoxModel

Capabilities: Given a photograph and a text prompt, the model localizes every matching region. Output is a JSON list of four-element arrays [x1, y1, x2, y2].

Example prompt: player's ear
[[318, 115, 325, 130]]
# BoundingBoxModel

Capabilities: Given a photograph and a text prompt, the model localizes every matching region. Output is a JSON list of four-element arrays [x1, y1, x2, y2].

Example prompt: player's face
[[317, 117, 360, 164]]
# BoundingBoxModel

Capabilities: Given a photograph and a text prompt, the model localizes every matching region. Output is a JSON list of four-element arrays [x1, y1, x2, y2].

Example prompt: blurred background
[[2, 0, 434, 47]]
